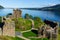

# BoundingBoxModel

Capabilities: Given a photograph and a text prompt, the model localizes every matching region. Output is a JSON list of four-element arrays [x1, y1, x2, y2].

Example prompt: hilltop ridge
[[0, 5, 4, 9]]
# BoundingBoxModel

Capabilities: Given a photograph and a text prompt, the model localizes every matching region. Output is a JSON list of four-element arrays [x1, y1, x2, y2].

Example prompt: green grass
[[58, 34, 60, 40], [15, 37, 24, 40], [30, 38, 48, 40], [0, 36, 24, 40], [57, 27, 60, 40], [22, 31, 49, 40], [30, 38, 43, 40], [13, 18, 32, 31], [13, 17, 44, 31], [23, 31, 37, 38]]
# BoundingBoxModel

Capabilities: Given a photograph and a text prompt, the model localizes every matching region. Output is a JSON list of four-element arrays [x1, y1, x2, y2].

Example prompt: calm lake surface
[[0, 9, 60, 22]]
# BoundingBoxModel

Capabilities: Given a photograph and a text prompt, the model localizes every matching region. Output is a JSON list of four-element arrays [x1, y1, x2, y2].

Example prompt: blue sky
[[0, 0, 60, 8]]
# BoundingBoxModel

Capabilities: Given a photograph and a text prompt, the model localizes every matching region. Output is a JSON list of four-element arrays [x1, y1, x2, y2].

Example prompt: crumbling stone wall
[[3, 18, 15, 37]]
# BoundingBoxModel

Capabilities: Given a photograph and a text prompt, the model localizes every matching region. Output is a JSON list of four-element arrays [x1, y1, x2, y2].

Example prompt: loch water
[[0, 9, 60, 22]]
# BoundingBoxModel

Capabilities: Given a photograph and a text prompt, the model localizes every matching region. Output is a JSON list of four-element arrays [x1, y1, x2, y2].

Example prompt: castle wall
[[2, 9, 22, 37], [3, 18, 15, 37]]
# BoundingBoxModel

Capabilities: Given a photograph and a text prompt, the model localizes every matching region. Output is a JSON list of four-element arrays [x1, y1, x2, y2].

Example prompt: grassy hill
[[40, 4, 60, 11], [0, 5, 4, 9], [21, 4, 60, 11], [12, 18, 32, 31], [12, 17, 44, 31]]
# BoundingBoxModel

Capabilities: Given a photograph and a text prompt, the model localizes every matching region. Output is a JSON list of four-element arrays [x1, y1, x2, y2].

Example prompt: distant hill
[[40, 4, 60, 11], [0, 5, 4, 9], [21, 4, 60, 11]]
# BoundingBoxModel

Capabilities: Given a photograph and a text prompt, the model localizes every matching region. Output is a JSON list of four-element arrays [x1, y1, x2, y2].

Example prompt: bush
[[6, 13, 12, 18], [24, 13, 33, 19]]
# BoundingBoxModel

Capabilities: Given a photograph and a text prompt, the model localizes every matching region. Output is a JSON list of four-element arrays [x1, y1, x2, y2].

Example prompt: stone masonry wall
[[3, 18, 15, 37]]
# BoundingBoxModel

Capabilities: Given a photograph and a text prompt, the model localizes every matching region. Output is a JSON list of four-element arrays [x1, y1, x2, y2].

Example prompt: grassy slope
[[13, 18, 32, 31], [0, 36, 24, 40], [14, 17, 44, 31], [58, 27, 60, 40], [23, 31, 48, 40], [23, 31, 37, 38], [58, 33, 60, 40], [31, 38, 48, 40]]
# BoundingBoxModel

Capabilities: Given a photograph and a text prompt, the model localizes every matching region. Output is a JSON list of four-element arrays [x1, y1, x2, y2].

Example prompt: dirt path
[[29, 19, 34, 28], [17, 36, 30, 40], [21, 29, 31, 33]]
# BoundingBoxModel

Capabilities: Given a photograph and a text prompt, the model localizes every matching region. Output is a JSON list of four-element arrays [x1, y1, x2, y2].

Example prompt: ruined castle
[[0, 9, 22, 37], [9, 9, 22, 19], [38, 20, 59, 40]]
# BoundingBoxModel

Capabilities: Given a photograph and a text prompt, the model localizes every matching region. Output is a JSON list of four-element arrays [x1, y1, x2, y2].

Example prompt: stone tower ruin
[[13, 9, 22, 18], [9, 9, 22, 19]]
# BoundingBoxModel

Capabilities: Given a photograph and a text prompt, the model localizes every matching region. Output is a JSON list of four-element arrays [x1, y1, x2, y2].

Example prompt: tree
[[25, 13, 29, 19], [0, 5, 4, 9], [8, 13, 12, 15], [34, 17, 44, 28], [6, 13, 12, 18], [29, 15, 33, 19], [24, 13, 33, 19], [0, 16, 2, 23]]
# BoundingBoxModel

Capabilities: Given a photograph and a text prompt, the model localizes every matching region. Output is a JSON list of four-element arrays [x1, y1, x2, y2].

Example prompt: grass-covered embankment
[[12, 18, 32, 31], [0, 36, 24, 40], [23, 31, 37, 38]]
